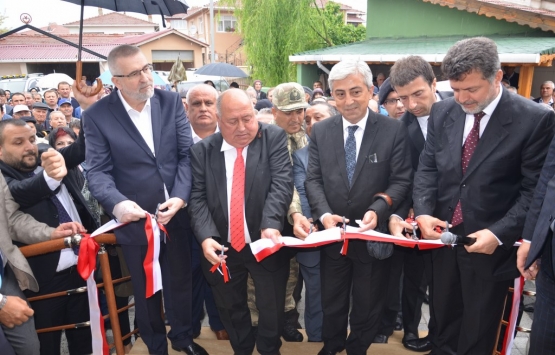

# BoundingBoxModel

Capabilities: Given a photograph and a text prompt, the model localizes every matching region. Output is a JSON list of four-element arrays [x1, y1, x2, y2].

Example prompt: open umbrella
[[99, 70, 167, 86], [194, 62, 248, 78], [63, 0, 190, 96]]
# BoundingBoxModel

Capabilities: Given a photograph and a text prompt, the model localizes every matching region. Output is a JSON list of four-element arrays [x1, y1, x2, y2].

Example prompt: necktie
[[345, 125, 358, 186], [230, 147, 246, 252], [451, 112, 486, 226]]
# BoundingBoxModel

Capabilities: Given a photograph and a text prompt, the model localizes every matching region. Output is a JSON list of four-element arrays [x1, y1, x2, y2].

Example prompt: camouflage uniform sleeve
[[287, 187, 302, 225]]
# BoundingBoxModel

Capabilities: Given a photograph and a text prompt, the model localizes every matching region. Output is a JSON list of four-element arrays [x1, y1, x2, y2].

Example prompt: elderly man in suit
[[188, 89, 293, 355], [413, 37, 555, 355], [305, 59, 412, 355], [0, 118, 97, 355], [83, 44, 205, 355], [517, 129, 555, 354], [0, 173, 85, 354]]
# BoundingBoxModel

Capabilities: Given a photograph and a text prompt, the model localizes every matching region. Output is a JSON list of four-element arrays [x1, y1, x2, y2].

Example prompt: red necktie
[[230, 147, 246, 252], [451, 111, 486, 227]]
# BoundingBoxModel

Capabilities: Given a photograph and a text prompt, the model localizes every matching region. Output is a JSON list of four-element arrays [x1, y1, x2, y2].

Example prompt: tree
[[0, 14, 9, 34], [221, 0, 366, 84]]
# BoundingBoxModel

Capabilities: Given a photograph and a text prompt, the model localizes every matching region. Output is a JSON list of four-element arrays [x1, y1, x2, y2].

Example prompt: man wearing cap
[[32, 102, 49, 133], [58, 99, 80, 126], [57, 82, 82, 119], [20, 116, 48, 144], [378, 78, 405, 119], [12, 105, 31, 120]]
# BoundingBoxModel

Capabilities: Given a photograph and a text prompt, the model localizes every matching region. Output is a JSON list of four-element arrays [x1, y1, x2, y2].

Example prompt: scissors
[[342, 216, 346, 233], [154, 203, 161, 222]]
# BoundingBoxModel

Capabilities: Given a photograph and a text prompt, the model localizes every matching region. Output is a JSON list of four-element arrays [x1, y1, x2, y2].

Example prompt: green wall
[[296, 64, 319, 87], [367, 0, 535, 38]]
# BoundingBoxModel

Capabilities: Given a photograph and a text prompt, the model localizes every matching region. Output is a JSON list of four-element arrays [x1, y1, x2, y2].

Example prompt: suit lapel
[[352, 112, 378, 186], [244, 125, 262, 203], [209, 135, 228, 224], [330, 116, 350, 189], [150, 94, 162, 157], [108, 90, 155, 160], [463, 92, 511, 181], [406, 113, 425, 153], [445, 106, 466, 179]]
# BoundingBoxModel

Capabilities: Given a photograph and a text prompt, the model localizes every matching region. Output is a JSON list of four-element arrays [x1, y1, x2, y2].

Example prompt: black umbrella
[[63, 0, 189, 96], [195, 62, 248, 78]]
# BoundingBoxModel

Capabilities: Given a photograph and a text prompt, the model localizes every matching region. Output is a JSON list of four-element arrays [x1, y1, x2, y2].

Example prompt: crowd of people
[[0, 36, 554, 355]]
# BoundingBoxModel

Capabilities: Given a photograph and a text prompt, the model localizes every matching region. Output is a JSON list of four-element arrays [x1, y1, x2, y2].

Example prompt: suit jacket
[[0, 175, 54, 292], [188, 122, 293, 271], [84, 89, 193, 245], [522, 133, 555, 272], [0, 160, 98, 287], [305, 111, 412, 262], [413, 88, 555, 280]]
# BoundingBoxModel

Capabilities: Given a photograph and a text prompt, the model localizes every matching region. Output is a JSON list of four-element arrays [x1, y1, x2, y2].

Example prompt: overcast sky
[[1, 0, 367, 30]]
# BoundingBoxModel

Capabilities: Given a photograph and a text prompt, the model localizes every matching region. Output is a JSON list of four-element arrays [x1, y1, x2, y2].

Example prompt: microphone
[[439, 221, 476, 245]]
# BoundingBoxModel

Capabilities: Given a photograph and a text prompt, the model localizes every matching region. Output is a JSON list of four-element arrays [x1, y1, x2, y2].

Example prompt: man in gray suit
[[0, 173, 85, 354]]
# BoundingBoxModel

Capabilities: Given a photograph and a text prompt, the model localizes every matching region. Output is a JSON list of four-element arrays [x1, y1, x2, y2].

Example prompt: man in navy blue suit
[[82, 45, 206, 355]]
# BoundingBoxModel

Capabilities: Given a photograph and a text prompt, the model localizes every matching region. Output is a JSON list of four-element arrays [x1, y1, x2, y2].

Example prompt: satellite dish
[[190, 25, 197, 35]]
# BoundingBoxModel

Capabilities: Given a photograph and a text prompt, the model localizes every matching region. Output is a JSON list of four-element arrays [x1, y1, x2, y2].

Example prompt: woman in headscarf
[[253, 80, 267, 100]]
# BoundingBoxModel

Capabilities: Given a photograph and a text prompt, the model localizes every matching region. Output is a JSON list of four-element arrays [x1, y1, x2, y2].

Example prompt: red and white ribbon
[[77, 214, 167, 354], [501, 276, 524, 355]]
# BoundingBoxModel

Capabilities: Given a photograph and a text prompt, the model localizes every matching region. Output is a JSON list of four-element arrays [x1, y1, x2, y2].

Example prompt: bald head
[[217, 89, 258, 148]]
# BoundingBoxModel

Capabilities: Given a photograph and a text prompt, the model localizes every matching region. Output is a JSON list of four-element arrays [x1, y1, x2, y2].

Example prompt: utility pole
[[210, 0, 215, 63]]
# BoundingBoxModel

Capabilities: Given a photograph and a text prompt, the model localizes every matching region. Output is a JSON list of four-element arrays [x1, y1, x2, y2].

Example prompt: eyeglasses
[[113, 64, 153, 79], [383, 98, 402, 106]]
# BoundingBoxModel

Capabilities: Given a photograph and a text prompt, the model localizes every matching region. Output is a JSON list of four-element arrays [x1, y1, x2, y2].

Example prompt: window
[[217, 15, 237, 32], [172, 19, 187, 29], [198, 17, 204, 34]]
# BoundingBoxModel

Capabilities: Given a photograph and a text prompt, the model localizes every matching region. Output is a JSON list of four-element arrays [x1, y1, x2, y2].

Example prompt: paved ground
[[61, 280, 536, 354]]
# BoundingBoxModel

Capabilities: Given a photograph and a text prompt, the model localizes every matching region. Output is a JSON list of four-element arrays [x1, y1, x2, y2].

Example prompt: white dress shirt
[[192, 125, 219, 144], [117, 90, 169, 200], [462, 86, 502, 144], [221, 139, 252, 244], [341, 110, 369, 161], [41, 168, 82, 271], [416, 93, 443, 140]]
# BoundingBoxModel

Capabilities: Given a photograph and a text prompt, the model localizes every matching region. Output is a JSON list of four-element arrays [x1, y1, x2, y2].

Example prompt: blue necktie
[[345, 125, 358, 186]]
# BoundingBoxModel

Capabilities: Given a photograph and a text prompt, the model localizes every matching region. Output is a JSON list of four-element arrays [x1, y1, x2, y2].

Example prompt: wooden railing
[[20, 234, 135, 355]]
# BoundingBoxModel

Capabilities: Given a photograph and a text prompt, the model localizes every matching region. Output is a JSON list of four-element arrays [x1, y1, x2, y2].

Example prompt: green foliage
[[220, 0, 366, 85], [0, 14, 8, 34]]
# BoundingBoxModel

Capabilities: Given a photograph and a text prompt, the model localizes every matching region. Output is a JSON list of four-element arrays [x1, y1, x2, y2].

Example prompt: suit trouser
[[27, 266, 91, 355], [204, 247, 288, 355], [321, 250, 391, 355], [429, 243, 512, 355], [0, 265, 39, 355], [191, 237, 224, 334], [122, 224, 193, 355], [299, 261, 323, 341]]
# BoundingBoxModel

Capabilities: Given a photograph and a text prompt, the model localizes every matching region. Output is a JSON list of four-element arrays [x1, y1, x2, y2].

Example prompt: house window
[[198, 17, 204, 34], [217, 16, 237, 32], [172, 19, 187, 29]]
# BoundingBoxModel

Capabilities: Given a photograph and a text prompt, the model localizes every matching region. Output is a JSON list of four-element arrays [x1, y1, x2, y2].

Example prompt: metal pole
[[210, 0, 215, 63], [78, 0, 85, 62]]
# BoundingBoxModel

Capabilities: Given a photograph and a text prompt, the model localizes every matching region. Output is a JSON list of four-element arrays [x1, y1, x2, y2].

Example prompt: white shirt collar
[[342, 108, 369, 131], [481, 85, 503, 117], [117, 90, 151, 113], [192, 125, 219, 144], [221, 138, 246, 152]]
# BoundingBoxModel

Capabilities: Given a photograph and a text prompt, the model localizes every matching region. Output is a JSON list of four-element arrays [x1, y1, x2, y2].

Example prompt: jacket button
[[462, 184, 466, 188], [347, 200, 352, 205], [448, 207, 453, 211]]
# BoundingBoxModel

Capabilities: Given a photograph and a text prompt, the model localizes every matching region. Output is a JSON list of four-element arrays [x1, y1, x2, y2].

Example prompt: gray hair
[[310, 101, 339, 117], [441, 37, 500, 82], [185, 84, 219, 105], [541, 81, 555, 89], [107, 45, 142, 74], [328, 60, 373, 91], [245, 87, 257, 99], [216, 88, 252, 117], [390, 56, 436, 88]]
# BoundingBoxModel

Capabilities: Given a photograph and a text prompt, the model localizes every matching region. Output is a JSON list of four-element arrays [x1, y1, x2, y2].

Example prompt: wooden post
[[518, 66, 535, 99], [99, 246, 125, 355]]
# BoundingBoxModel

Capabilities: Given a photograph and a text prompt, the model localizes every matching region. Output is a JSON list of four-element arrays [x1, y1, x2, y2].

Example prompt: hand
[[0, 296, 34, 328], [156, 198, 185, 225], [201, 238, 228, 265], [408, 208, 415, 219], [358, 210, 378, 232], [388, 216, 414, 238], [517, 241, 539, 280], [72, 81, 102, 108], [465, 229, 499, 254], [291, 213, 311, 240], [112, 200, 146, 223], [51, 222, 86, 239], [261, 228, 281, 244], [416, 215, 447, 240], [322, 214, 349, 230], [41, 148, 67, 181]]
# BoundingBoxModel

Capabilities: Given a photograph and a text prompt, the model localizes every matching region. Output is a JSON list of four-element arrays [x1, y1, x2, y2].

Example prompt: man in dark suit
[[518, 131, 555, 354], [188, 89, 293, 355], [305, 59, 412, 355], [0, 118, 96, 355], [83, 44, 205, 355], [532, 81, 554, 105], [413, 37, 555, 355]]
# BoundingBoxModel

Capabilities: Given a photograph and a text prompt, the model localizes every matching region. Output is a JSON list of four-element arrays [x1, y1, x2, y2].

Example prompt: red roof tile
[[0, 44, 114, 62], [64, 12, 156, 27]]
